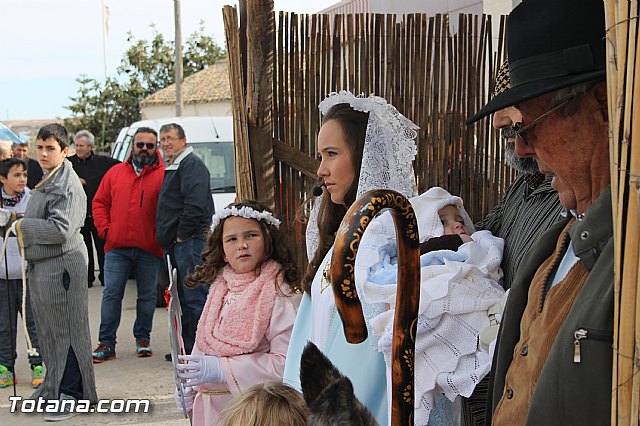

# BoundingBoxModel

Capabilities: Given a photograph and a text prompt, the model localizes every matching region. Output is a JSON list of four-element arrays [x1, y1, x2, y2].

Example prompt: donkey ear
[[300, 341, 343, 406], [308, 377, 380, 426]]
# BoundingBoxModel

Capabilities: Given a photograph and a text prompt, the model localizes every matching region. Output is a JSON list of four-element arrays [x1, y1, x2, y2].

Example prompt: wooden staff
[[331, 189, 420, 426]]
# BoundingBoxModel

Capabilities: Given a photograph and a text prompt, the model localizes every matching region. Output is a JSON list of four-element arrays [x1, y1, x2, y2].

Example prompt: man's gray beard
[[504, 142, 539, 174]]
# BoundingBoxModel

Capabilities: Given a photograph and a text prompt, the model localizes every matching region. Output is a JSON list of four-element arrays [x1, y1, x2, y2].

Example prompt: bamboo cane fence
[[223, 3, 509, 271], [604, 1, 640, 425]]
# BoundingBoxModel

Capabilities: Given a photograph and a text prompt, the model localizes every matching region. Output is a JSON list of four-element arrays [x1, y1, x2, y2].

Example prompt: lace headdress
[[319, 91, 418, 198], [306, 91, 419, 259]]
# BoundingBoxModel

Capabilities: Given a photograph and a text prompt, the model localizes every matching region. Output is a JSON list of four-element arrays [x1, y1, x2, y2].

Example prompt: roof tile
[[140, 59, 231, 107]]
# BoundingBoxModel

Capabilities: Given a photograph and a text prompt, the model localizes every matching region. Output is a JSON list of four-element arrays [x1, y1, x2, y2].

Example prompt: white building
[[320, 0, 517, 32], [320, 0, 517, 15]]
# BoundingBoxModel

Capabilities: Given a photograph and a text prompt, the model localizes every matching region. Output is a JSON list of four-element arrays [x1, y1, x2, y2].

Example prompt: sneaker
[[136, 339, 152, 357], [43, 393, 79, 422], [31, 365, 45, 388], [92, 344, 116, 363], [0, 365, 15, 388]]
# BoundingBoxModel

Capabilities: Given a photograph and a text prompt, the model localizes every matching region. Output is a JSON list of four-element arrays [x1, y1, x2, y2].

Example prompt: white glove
[[177, 354, 224, 387], [174, 386, 195, 413], [9, 219, 20, 236], [0, 208, 11, 227]]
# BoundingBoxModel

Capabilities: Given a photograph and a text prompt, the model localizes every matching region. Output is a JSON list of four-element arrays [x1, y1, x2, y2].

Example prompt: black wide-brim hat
[[466, 0, 606, 125]]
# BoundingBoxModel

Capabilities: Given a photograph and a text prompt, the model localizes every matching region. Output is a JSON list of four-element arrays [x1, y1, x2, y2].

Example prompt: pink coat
[[190, 290, 301, 425]]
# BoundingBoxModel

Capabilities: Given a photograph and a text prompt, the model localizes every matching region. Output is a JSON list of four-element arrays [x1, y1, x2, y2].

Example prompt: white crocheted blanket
[[355, 189, 505, 426]]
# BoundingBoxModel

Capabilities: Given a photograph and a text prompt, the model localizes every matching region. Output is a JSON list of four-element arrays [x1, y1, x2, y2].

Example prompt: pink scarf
[[195, 259, 281, 357]]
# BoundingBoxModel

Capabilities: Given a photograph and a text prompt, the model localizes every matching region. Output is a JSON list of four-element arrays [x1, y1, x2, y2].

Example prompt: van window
[[191, 142, 236, 193], [111, 135, 134, 163], [111, 140, 124, 160]]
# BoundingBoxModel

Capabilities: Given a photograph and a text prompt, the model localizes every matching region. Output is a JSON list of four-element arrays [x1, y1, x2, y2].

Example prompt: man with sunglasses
[[466, 0, 612, 424], [91, 127, 166, 362], [69, 130, 120, 288]]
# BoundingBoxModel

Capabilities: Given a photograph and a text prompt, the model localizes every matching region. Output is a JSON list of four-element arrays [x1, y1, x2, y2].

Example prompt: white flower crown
[[210, 206, 281, 231]]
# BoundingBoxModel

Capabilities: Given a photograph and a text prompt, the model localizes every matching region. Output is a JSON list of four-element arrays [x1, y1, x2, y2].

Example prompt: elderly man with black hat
[[467, 0, 612, 424], [461, 62, 565, 426]]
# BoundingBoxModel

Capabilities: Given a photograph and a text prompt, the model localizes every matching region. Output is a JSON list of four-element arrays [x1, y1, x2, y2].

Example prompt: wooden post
[[246, 0, 276, 210], [223, 3, 255, 201]]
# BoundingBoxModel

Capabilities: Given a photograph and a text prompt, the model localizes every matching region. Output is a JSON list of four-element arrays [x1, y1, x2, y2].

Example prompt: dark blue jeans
[[98, 248, 162, 348], [0, 278, 42, 367], [168, 238, 209, 354], [59, 347, 82, 399]]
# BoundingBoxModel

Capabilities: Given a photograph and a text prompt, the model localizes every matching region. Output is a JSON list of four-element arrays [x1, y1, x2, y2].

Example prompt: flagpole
[[174, 0, 184, 116], [101, 0, 109, 80], [100, 0, 109, 149]]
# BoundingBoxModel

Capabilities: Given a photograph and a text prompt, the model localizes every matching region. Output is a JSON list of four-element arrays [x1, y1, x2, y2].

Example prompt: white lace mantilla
[[306, 91, 420, 259], [318, 91, 418, 199]]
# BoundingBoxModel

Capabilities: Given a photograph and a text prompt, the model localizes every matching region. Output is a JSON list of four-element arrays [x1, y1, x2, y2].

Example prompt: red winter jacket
[[93, 153, 165, 258]]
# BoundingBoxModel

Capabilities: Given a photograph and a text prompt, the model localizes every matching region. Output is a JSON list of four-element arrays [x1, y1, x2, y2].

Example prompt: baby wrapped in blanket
[[355, 187, 505, 425]]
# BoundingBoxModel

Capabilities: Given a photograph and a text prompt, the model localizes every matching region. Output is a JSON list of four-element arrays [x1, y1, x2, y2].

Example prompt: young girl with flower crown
[[173, 200, 301, 425]]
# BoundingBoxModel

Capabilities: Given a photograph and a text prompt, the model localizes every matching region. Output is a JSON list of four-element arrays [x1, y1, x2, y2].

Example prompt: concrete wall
[[140, 101, 232, 120]]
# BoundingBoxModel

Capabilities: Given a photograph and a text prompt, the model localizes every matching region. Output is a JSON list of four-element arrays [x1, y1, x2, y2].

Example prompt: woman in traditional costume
[[283, 91, 419, 425]]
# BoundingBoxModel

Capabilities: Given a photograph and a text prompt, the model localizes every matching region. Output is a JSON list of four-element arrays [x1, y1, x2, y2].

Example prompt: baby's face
[[438, 205, 471, 237]]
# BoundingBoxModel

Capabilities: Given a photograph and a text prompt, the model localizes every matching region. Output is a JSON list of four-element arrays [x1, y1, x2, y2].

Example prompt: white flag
[[102, 0, 110, 40], [102, 0, 110, 78]]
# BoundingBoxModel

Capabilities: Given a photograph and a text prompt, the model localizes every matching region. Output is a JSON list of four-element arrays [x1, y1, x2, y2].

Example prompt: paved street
[[0, 279, 189, 425]]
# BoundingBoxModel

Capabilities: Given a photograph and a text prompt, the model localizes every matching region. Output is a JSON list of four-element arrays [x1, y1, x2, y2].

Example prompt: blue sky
[[0, 0, 337, 121]]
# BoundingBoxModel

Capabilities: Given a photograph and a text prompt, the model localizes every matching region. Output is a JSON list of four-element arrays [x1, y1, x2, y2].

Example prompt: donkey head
[[300, 342, 379, 426]]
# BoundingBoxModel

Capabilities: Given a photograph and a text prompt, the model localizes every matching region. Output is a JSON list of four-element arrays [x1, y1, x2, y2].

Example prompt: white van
[[111, 116, 237, 209]]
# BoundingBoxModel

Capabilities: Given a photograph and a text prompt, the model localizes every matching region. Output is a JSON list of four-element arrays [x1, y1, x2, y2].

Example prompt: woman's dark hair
[[36, 123, 69, 149], [185, 200, 301, 294], [0, 158, 27, 178], [300, 103, 369, 293]]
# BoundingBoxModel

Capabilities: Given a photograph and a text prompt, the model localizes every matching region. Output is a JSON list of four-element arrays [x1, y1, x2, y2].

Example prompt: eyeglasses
[[135, 142, 156, 149], [512, 99, 571, 146], [159, 136, 182, 144]]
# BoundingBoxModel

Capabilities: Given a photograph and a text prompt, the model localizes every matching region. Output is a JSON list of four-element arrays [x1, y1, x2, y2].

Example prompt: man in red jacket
[[91, 127, 165, 362]]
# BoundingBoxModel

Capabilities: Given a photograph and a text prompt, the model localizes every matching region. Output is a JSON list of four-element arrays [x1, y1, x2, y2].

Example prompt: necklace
[[319, 262, 332, 294]]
